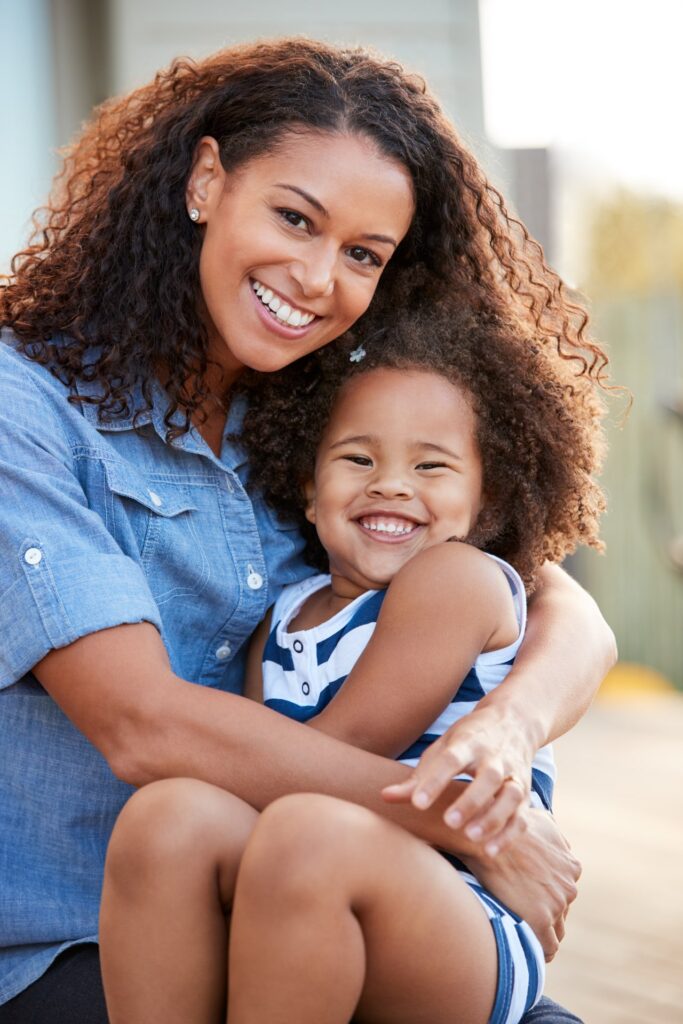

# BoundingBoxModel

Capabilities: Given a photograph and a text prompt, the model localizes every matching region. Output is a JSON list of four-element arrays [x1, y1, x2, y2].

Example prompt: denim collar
[[76, 371, 248, 472]]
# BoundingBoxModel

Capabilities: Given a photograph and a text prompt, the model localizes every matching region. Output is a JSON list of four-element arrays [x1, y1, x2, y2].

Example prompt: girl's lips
[[250, 281, 320, 339], [354, 520, 425, 544]]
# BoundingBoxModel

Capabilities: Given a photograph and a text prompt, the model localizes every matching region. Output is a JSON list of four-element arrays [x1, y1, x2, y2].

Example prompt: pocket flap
[[103, 460, 198, 517]]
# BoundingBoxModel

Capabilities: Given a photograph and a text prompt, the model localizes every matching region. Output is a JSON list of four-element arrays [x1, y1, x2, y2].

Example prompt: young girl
[[100, 306, 604, 1023]]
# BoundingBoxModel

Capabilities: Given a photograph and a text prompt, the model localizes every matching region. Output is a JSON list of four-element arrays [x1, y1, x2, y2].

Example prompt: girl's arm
[[309, 542, 517, 759], [385, 562, 616, 847]]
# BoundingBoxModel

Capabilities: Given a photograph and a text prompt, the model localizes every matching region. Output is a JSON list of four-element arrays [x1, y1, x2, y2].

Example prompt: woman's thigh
[[0, 945, 108, 1024]]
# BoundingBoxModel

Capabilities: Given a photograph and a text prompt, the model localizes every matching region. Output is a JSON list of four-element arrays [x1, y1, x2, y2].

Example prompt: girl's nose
[[366, 472, 414, 500]]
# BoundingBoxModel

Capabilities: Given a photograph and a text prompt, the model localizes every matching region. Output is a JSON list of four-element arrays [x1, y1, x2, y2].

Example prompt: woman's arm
[[33, 620, 478, 857], [385, 562, 616, 847]]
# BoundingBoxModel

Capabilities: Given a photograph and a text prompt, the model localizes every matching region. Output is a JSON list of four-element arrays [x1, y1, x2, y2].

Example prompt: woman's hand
[[382, 700, 534, 854], [461, 808, 581, 961]]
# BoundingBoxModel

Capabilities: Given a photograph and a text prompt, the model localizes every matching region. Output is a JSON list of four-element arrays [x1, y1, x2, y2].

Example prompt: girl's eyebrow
[[418, 442, 463, 461], [328, 434, 377, 450], [273, 183, 398, 248], [328, 436, 462, 460]]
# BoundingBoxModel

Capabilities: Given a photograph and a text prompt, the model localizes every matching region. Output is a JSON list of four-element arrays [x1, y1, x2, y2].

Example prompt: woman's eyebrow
[[273, 184, 398, 248], [274, 183, 329, 216]]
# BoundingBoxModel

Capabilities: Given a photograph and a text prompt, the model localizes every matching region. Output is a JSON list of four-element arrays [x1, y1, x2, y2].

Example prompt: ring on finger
[[502, 773, 525, 790]]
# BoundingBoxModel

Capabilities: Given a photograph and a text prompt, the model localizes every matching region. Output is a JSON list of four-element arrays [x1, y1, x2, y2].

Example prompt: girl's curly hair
[[1, 37, 607, 436], [240, 304, 606, 589]]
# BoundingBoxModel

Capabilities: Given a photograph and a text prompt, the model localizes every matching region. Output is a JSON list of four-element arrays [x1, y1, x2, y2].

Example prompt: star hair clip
[[349, 344, 366, 363]]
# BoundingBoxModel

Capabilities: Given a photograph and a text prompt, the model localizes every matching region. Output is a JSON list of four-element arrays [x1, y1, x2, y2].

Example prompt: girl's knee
[[105, 778, 256, 888], [239, 794, 384, 894]]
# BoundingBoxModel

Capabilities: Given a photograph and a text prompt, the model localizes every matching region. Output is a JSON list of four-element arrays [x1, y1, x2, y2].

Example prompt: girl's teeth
[[288, 310, 302, 327], [262, 288, 273, 304], [268, 295, 281, 313], [362, 520, 415, 535], [275, 303, 292, 322]]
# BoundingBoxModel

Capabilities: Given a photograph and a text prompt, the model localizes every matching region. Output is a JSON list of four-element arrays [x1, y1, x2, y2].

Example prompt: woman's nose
[[289, 242, 337, 298]]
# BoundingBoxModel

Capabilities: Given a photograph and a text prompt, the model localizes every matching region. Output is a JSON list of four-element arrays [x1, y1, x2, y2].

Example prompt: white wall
[[107, 0, 490, 158], [0, 0, 57, 270]]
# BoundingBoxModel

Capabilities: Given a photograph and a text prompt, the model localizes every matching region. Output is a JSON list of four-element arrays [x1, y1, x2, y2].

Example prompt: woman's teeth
[[252, 279, 315, 327], [359, 518, 417, 536]]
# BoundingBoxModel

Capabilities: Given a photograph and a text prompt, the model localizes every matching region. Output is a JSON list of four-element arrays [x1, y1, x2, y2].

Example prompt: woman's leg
[[100, 777, 258, 1024], [227, 793, 501, 1024]]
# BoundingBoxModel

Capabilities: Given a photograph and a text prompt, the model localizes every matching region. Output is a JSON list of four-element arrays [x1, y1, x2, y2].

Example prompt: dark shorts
[[0, 944, 583, 1023]]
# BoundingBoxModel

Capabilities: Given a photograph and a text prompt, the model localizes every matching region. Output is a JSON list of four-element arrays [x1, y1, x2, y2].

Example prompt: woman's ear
[[185, 136, 225, 222], [303, 480, 317, 525]]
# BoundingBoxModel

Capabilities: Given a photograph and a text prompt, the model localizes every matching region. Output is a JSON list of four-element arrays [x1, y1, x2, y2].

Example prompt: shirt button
[[24, 547, 43, 565], [246, 568, 263, 590], [215, 644, 232, 661], [148, 490, 163, 507], [293, 640, 304, 654], [302, 681, 310, 696]]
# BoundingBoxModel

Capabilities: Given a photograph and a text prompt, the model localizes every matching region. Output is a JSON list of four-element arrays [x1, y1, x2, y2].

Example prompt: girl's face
[[305, 367, 485, 598], [187, 131, 415, 381]]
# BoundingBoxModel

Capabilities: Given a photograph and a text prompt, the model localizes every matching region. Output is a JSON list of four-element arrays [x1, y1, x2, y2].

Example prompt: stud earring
[[189, 207, 200, 222]]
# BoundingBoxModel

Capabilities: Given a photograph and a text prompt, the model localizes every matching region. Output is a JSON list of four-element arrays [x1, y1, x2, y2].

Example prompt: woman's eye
[[278, 209, 309, 230], [347, 246, 382, 268]]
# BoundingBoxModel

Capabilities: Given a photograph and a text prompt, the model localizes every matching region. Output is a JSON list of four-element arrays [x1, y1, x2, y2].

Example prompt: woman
[[0, 38, 612, 1023]]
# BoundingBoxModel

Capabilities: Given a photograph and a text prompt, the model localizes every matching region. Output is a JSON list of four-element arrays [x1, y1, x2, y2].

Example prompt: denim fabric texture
[[0, 333, 311, 1005]]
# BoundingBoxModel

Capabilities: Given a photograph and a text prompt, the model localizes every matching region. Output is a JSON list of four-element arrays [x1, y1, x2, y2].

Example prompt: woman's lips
[[250, 280, 320, 339]]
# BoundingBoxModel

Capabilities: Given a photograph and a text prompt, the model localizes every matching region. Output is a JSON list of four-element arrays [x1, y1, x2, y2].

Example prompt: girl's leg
[[100, 777, 258, 1024], [227, 793, 499, 1024]]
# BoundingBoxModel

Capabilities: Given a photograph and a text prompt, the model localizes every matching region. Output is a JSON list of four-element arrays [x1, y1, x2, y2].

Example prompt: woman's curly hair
[[240, 303, 606, 589], [1, 37, 607, 436]]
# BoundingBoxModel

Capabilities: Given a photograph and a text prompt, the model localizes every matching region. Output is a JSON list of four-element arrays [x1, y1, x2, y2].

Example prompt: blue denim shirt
[[0, 332, 311, 1004]]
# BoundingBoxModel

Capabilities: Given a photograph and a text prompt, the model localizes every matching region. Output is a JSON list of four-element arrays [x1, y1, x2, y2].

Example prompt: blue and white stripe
[[263, 555, 555, 810], [262, 554, 551, 1022]]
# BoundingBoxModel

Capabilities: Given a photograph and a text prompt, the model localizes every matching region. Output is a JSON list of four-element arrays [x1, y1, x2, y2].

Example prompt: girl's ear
[[468, 499, 503, 549], [303, 480, 316, 525]]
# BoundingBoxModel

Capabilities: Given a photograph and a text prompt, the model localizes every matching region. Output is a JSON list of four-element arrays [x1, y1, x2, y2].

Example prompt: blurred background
[[1, 1, 682, 1020]]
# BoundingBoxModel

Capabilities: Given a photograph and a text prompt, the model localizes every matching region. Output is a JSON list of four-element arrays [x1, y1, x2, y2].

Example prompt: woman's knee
[[104, 778, 257, 889]]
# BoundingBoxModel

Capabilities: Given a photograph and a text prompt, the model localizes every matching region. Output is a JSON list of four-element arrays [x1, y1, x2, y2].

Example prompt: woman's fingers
[[460, 774, 529, 849]]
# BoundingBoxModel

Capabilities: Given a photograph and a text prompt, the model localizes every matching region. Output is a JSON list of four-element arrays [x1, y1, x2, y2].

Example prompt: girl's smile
[[304, 368, 486, 599], [186, 131, 415, 384]]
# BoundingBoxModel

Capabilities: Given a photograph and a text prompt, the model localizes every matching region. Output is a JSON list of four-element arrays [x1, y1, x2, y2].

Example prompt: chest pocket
[[102, 459, 209, 604]]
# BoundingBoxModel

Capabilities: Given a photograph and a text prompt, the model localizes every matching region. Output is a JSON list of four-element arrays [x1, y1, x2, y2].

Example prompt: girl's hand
[[381, 701, 534, 854], [461, 808, 581, 961]]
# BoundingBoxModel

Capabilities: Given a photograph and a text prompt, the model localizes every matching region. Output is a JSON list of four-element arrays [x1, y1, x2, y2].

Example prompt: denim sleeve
[[0, 366, 162, 688]]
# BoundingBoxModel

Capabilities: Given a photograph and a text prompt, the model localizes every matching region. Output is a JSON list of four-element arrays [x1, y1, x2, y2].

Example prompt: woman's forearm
[[483, 562, 617, 751], [34, 623, 482, 858]]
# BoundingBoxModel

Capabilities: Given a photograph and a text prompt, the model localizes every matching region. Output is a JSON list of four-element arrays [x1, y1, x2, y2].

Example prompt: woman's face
[[187, 131, 415, 380]]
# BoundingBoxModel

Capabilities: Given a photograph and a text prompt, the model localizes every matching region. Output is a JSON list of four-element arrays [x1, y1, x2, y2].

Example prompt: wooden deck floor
[[544, 691, 683, 1023]]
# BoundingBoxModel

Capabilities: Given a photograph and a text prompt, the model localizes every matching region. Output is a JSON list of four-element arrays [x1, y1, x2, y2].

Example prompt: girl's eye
[[347, 246, 382, 268], [417, 462, 447, 471], [278, 209, 309, 230], [343, 455, 373, 466]]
